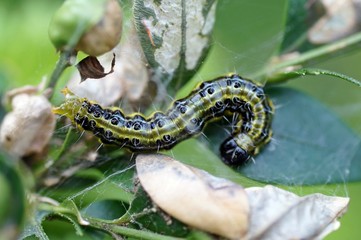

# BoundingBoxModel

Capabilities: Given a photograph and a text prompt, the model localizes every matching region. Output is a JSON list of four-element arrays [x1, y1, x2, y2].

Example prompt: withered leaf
[[136, 154, 249, 240], [76, 53, 116, 82], [0, 92, 55, 158], [135, 154, 350, 239]]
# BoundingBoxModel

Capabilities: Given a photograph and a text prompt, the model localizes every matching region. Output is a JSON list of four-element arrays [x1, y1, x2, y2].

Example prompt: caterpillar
[[53, 74, 274, 165]]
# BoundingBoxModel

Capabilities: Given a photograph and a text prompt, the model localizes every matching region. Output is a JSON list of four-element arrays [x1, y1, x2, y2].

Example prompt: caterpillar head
[[52, 88, 84, 124], [220, 137, 250, 165]]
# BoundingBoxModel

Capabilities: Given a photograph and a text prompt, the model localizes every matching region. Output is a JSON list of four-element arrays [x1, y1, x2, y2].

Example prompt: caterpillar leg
[[220, 137, 250, 165]]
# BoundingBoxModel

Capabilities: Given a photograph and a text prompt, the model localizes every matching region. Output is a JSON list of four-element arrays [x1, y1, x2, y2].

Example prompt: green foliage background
[[1, 0, 361, 239]]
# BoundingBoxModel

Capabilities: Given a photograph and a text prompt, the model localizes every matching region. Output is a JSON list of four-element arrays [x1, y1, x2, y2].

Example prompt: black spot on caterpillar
[[53, 74, 274, 165]]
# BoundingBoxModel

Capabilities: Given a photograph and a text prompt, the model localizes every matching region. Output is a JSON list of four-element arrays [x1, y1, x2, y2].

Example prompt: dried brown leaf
[[136, 154, 249, 240], [68, 27, 150, 107], [245, 185, 349, 239], [0, 91, 55, 158], [76, 54, 115, 82], [136, 154, 350, 240]]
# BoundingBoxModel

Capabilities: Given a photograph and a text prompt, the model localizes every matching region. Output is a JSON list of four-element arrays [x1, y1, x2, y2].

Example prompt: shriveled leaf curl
[[0, 87, 55, 158], [136, 154, 249, 240], [68, 29, 151, 108], [76, 54, 116, 82], [246, 186, 349, 239], [136, 154, 349, 240]]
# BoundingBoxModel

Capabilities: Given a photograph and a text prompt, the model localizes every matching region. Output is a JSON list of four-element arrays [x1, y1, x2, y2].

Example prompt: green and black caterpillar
[[53, 74, 274, 165]]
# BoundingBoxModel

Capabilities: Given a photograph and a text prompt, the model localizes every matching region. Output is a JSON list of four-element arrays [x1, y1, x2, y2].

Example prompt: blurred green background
[[0, 0, 360, 239]]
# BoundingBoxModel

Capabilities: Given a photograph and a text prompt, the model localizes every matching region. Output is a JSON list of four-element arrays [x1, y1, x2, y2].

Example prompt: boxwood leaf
[[176, 87, 361, 185], [240, 87, 361, 185], [279, 0, 309, 53], [0, 153, 25, 239]]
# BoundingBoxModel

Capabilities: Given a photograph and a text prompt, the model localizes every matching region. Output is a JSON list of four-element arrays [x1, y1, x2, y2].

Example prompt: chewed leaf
[[76, 54, 115, 82], [134, 0, 217, 93], [246, 185, 349, 239], [136, 154, 249, 239]]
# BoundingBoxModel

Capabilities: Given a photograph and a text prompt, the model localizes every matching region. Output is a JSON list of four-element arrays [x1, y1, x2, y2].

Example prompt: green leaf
[[81, 200, 128, 220], [239, 87, 361, 185], [133, 0, 217, 94], [125, 187, 190, 237], [19, 211, 50, 240], [171, 139, 262, 188], [279, 0, 309, 53], [0, 152, 25, 240], [48, 0, 107, 51], [179, 87, 361, 185], [52, 127, 82, 163], [52, 212, 84, 236], [63, 165, 135, 213]]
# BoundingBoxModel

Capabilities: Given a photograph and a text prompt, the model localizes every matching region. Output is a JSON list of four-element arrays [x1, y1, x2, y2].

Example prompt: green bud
[[49, 0, 122, 56]]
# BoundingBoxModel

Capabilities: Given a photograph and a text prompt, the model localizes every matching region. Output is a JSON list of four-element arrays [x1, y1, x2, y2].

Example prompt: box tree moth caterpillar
[[54, 74, 273, 165]]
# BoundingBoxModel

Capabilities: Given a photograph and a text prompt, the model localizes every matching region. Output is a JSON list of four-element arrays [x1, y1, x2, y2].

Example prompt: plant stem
[[47, 50, 74, 94], [38, 203, 74, 215], [252, 31, 361, 80], [46, 21, 88, 98], [266, 68, 361, 87], [88, 218, 184, 240]]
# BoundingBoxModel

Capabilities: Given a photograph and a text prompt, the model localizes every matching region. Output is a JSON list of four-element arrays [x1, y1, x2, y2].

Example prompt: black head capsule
[[220, 137, 250, 165]]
